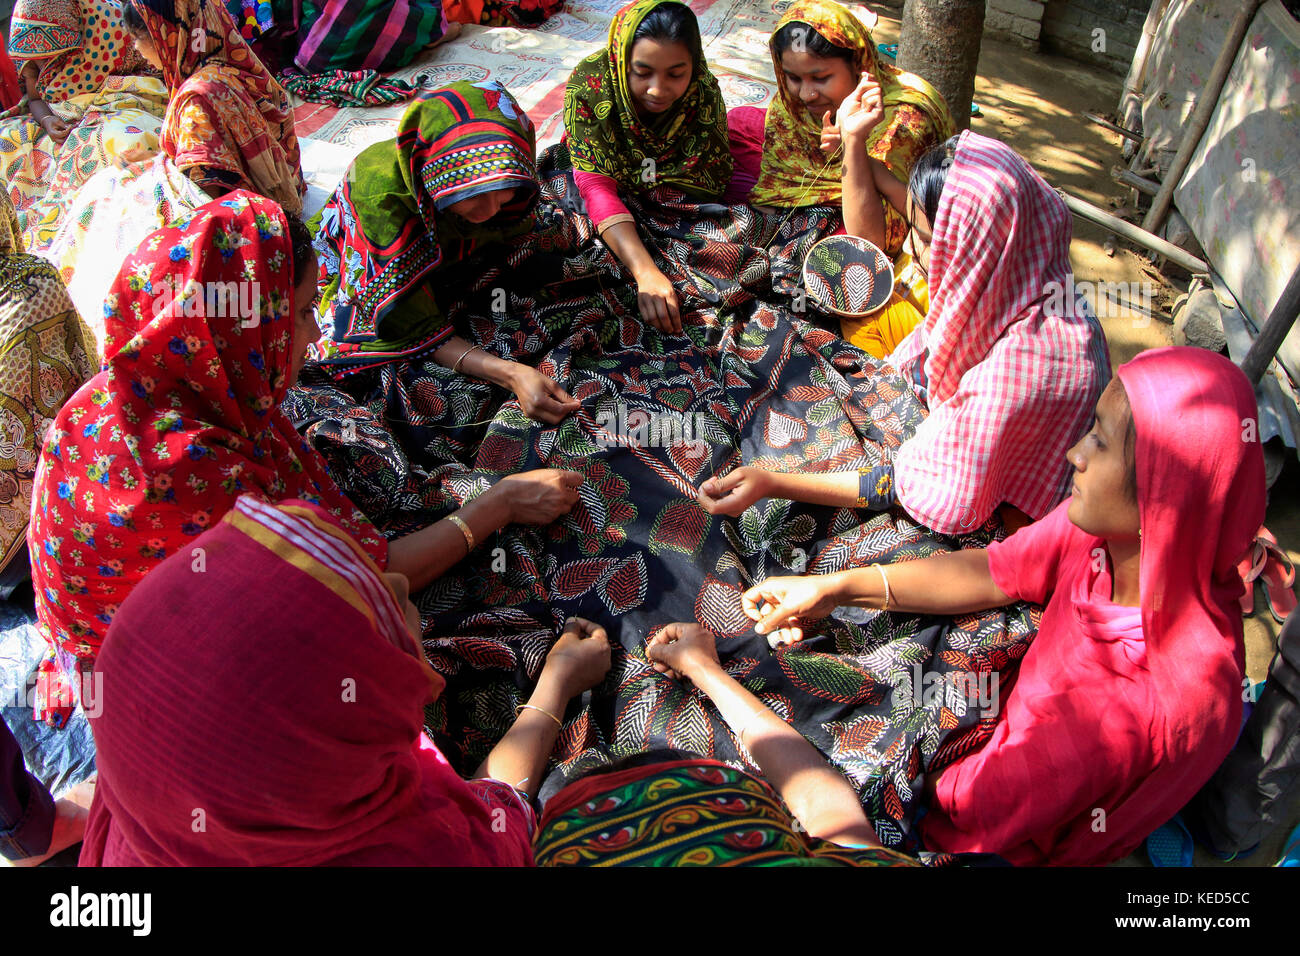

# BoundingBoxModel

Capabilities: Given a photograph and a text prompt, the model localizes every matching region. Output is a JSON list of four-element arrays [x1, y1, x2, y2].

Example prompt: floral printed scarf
[[28, 191, 384, 674], [750, 0, 953, 210], [563, 0, 732, 199]]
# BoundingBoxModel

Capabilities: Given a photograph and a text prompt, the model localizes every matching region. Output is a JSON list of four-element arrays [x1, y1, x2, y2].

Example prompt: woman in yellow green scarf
[[563, 0, 732, 334], [737, 0, 953, 258]]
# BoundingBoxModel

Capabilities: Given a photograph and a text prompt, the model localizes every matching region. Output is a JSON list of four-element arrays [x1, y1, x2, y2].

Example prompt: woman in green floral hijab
[[563, 0, 732, 334]]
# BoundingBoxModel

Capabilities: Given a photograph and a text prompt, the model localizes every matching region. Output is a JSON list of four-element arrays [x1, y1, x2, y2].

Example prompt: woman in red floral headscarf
[[29, 191, 582, 723]]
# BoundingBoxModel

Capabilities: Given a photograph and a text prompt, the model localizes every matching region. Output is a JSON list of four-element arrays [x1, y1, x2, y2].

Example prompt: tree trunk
[[896, 0, 986, 132]]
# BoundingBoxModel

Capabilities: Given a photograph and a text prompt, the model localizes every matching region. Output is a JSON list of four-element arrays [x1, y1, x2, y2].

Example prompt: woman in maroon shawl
[[79, 496, 611, 866]]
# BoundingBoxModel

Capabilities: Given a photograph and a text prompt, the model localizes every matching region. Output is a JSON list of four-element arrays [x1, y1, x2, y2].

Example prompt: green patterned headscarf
[[312, 80, 539, 375], [563, 0, 733, 200]]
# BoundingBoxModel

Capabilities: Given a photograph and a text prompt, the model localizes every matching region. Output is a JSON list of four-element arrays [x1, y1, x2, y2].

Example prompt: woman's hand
[[476, 616, 611, 796], [646, 622, 721, 681], [741, 574, 843, 641], [505, 363, 580, 424], [543, 617, 613, 698], [493, 468, 584, 525], [819, 110, 841, 155], [635, 266, 682, 334], [698, 466, 773, 517], [837, 72, 885, 148], [38, 112, 71, 144]]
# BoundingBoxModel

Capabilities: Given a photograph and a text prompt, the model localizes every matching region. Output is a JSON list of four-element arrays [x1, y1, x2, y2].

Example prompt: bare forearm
[[20, 61, 39, 100], [28, 98, 52, 123], [688, 664, 879, 847], [828, 549, 1011, 615], [474, 668, 571, 798], [386, 486, 512, 590], [434, 335, 517, 389], [23, 62, 51, 122], [765, 470, 862, 509], [842, 145, 885, 247], [869, 157, 910, 218], [600, 221, 657, 280]]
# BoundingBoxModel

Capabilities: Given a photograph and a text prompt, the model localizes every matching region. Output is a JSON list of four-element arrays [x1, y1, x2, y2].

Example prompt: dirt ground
[[867, 12, 1299, 867]]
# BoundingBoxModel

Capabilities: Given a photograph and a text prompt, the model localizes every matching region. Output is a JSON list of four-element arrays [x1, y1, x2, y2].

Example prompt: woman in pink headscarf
[[699, 131, 1110, 539], [80, 495, 611, 866], [739, 346, 1266, 865]]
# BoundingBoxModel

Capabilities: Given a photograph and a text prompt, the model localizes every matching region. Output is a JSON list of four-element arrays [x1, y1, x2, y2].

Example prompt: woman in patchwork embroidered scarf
[[534, 623, 919, 867], [312, 80, 581, 425], [731, 0, 952, 258], [36, 0, 307, 353], [739, 348, 1265, 865], [0, 191, 96, 597], [81, 497, 613, 867], [0, 0, 167, 248], [119, 0, 304, 210], [29, 192, 585, 724], [563, 0, 732, 333], [700, 132, 1109, 540]]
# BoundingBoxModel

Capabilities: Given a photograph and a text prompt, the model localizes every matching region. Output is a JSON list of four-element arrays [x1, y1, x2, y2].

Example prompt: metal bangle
[[516, 703, 563, 729], [874, 563, 891, 611], [446, 514, 475, 554], [734, 707, 768, 746], [452, 344, 481, 374]]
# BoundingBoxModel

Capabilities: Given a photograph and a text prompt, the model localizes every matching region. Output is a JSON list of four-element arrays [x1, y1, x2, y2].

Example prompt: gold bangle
[[516, 703, 563, 728], [452, 344, 480, 374], [446, 514, 475, 554], [874, 563, 891, 611]]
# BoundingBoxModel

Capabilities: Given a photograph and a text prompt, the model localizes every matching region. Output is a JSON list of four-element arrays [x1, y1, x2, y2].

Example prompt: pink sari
[[80, 496, 535, 866]]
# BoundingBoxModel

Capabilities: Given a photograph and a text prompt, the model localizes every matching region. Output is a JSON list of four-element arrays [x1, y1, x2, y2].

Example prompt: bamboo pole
[[1060, 191, 1208, 274], [1086, 112, 1143, 142], [1241, 262, 1300, 384], [1111, 168, 1160, 196], [1142, 0, 1265, 234], [1119, 0, 1173, 129]]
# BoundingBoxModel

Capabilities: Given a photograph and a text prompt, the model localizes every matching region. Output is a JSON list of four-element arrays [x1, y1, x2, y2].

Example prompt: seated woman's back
[[80, 495, 532, 866]]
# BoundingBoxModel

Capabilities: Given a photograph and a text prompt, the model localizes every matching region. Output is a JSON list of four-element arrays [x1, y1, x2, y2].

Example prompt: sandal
[[1237, 540, 1266, 615], [1255, 527, 1297, 624]]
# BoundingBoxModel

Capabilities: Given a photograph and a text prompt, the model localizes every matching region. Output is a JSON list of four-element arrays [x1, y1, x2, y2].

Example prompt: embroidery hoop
[[801, 234, 895, 318]]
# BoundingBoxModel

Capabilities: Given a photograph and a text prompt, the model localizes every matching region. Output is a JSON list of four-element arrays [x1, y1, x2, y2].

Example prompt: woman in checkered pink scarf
[[700, 130, 1110, 538]]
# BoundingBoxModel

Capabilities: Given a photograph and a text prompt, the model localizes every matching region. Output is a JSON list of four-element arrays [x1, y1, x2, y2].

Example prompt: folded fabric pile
[[279, 68, 426, 107]]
